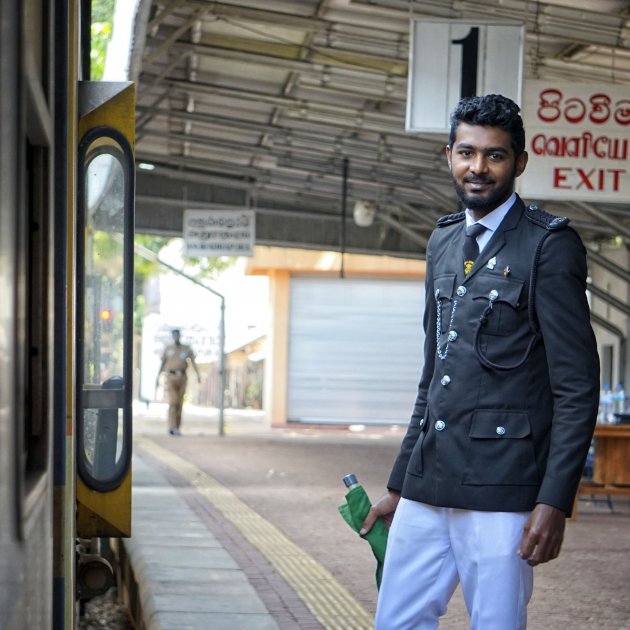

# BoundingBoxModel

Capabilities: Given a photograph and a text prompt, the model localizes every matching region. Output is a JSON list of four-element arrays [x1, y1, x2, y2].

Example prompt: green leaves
[[90, 0, 116, 79]]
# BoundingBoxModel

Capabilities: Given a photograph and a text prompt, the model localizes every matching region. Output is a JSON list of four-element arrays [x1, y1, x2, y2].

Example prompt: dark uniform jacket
[[388, 196, 600, 515]]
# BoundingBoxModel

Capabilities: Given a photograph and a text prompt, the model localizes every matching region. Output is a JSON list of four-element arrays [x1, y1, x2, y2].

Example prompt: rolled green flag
[[338, 473, 389, 589]]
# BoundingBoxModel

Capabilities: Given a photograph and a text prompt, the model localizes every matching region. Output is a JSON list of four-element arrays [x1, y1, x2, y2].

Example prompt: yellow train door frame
[[76, 82, 135, 538]]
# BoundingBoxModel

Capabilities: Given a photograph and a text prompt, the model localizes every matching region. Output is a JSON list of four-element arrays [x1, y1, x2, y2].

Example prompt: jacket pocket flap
[[434, 273, 457, 300], [470, 276, 524, 307], [469, 411, 531, 439]]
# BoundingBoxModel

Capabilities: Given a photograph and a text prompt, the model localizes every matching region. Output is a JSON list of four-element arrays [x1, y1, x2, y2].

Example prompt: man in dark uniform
[[156, 328, 201, 435], [361, 94, 600, 629]]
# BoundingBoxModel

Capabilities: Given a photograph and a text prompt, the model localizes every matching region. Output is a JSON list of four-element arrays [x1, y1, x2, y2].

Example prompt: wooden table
[[592, 423, 630, 486], [577, 423, 630, 507]]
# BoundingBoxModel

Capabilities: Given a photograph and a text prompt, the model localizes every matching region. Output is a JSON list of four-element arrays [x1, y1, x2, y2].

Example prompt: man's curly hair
[[448, 94, 526, 156]]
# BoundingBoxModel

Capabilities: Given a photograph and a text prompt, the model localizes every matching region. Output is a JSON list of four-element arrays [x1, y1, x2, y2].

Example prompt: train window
[[77, 127, 133, 492]]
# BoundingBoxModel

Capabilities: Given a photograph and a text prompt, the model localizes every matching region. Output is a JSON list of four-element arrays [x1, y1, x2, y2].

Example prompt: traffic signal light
[[100, 308, 113, 331]]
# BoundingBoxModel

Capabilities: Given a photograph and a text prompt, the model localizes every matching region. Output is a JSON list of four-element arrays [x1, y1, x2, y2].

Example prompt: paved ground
[[133, 403, 630, 629]]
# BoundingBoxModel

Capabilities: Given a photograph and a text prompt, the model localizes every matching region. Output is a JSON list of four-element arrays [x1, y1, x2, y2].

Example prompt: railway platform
[[121, 402, 630, 630]]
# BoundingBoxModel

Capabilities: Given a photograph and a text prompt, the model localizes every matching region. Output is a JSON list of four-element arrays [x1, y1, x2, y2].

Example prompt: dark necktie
[[463, 223, 487, 275]]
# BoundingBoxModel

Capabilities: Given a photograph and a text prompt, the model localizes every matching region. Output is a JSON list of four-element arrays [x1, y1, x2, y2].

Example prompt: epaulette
[[437, 211, 466, 227], [525, 204, 569, 230]]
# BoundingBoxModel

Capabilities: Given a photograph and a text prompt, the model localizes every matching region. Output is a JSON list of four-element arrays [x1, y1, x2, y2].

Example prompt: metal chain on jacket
[[473, 230, 553, 371], [436, 299, 458, 360]]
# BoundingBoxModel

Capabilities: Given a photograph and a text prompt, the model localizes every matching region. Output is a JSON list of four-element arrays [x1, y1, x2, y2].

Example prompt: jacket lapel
[[463, 197, 525, 283]]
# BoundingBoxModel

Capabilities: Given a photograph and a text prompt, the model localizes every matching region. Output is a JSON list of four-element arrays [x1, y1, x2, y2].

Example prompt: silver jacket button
[[447, 330, 458, 342], [435, 420, 446, 431], [440, 375, 451, 386], [456, 285, 467, 297], [496, 426, 506, 436], [419, 417, 425, 428], [489, 289, 499, 301]]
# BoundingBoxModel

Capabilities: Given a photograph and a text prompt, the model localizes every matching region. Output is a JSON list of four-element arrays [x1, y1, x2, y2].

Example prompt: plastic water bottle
[[614, 383, 626, 414], [605, 383, 615, 424], [598, 384, 610, 423]]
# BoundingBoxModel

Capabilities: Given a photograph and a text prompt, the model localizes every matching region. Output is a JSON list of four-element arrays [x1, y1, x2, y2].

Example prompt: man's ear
[[515, 150, 528, 178], [445, 144, 452, 169]]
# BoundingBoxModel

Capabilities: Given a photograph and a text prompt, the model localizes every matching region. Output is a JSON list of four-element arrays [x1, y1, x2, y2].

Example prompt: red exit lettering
[[553, 167, 626, 191]]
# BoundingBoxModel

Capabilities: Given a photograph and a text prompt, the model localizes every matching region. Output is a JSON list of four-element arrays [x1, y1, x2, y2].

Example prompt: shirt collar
[[465, 192, 516, 233]]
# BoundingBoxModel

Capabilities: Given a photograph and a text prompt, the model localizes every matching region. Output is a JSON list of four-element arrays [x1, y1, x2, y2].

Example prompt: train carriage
[[0, 2, 134, 628]]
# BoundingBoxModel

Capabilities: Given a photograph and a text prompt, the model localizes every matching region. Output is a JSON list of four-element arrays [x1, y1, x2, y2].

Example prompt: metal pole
[[133, 242, 227, 436], [218, 298, 226, 436], [340, 157, 348, 279]]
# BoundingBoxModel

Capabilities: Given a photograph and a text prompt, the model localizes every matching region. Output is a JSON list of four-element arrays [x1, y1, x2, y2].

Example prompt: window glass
[[80, 143, 129, 486]]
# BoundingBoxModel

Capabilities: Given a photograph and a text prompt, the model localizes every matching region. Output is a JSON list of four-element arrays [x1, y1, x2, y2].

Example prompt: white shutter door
[[287, 276, 425, 424]]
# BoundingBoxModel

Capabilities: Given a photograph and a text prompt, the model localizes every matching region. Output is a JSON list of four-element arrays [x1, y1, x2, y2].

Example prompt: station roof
[[130, 0, 630, 259]]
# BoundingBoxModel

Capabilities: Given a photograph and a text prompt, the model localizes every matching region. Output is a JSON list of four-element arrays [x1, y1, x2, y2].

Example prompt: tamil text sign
[[184, 209, 255, 257], [406, 20, 523, 133], [521, 81, 630, 202]]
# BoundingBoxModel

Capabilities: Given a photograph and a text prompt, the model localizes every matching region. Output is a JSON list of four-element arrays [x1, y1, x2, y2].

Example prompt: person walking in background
[[156, 328, 201, 435], [361, 94, 600, 629]]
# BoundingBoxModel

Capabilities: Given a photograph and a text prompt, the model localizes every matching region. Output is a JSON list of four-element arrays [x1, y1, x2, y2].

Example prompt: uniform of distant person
[[156, 328, 201, 435], [361, 94, 600, 629]]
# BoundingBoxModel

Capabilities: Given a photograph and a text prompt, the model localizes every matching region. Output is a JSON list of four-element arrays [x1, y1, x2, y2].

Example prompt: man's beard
[[451, 169, 516, 213]]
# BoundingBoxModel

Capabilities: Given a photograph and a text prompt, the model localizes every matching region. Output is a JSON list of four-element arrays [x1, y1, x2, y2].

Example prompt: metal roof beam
[[184, 0, 331, 33], [573, 202, 630, 241], [136, 105, 441, 158], [588, 282, 630, 317], [134, 148, 449, 206], [587, 249, 630, 286], [590, 311, 626, 340], [147, 0, 188, 32], [137, 127, 446, 180], [178, 0, 408, 34], [139, 74, 410, 134], [167, 39, 408, 80], [352, 0, 630, 49], [143, 5, 211, 68], [377, 212, 428, 247]]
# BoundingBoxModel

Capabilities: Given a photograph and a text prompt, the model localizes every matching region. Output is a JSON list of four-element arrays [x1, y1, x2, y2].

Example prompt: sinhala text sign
[[520, 81, 630, 202], [184, 209, 255, 257]]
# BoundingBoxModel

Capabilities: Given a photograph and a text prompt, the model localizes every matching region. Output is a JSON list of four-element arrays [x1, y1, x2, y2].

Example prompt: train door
[[0, 0, 61, 627], [75, 82, 135, 596]]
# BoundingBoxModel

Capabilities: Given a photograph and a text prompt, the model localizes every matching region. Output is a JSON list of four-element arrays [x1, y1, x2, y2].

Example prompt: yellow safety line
[[136, 436, 374, 630]]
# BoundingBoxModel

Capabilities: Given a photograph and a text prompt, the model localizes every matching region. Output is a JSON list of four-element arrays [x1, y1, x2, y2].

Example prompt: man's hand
[[518, 503, 566, 566], [360, 489, 401, 537]]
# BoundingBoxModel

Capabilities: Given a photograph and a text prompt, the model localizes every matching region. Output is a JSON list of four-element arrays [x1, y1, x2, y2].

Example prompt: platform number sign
[[452, 27, 479, 100], [406, 20, 524, 133]]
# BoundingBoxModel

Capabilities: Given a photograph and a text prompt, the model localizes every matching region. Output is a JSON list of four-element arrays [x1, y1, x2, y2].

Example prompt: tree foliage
[[91, 0, 116, 80], [133, 234, 237, 332], [134, 234, 236, 281], [134, 234, 170, 277]]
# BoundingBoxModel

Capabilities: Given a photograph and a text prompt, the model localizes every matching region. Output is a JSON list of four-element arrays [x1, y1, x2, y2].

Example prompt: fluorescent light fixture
[[138, 162, 156, 171]]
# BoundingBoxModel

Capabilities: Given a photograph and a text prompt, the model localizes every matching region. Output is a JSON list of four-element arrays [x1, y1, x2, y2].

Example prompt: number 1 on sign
[[452, 27, 479, 99]]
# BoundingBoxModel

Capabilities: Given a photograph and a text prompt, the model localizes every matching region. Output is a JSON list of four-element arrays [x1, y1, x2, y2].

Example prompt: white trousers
[[375, 499, 533, 630]]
